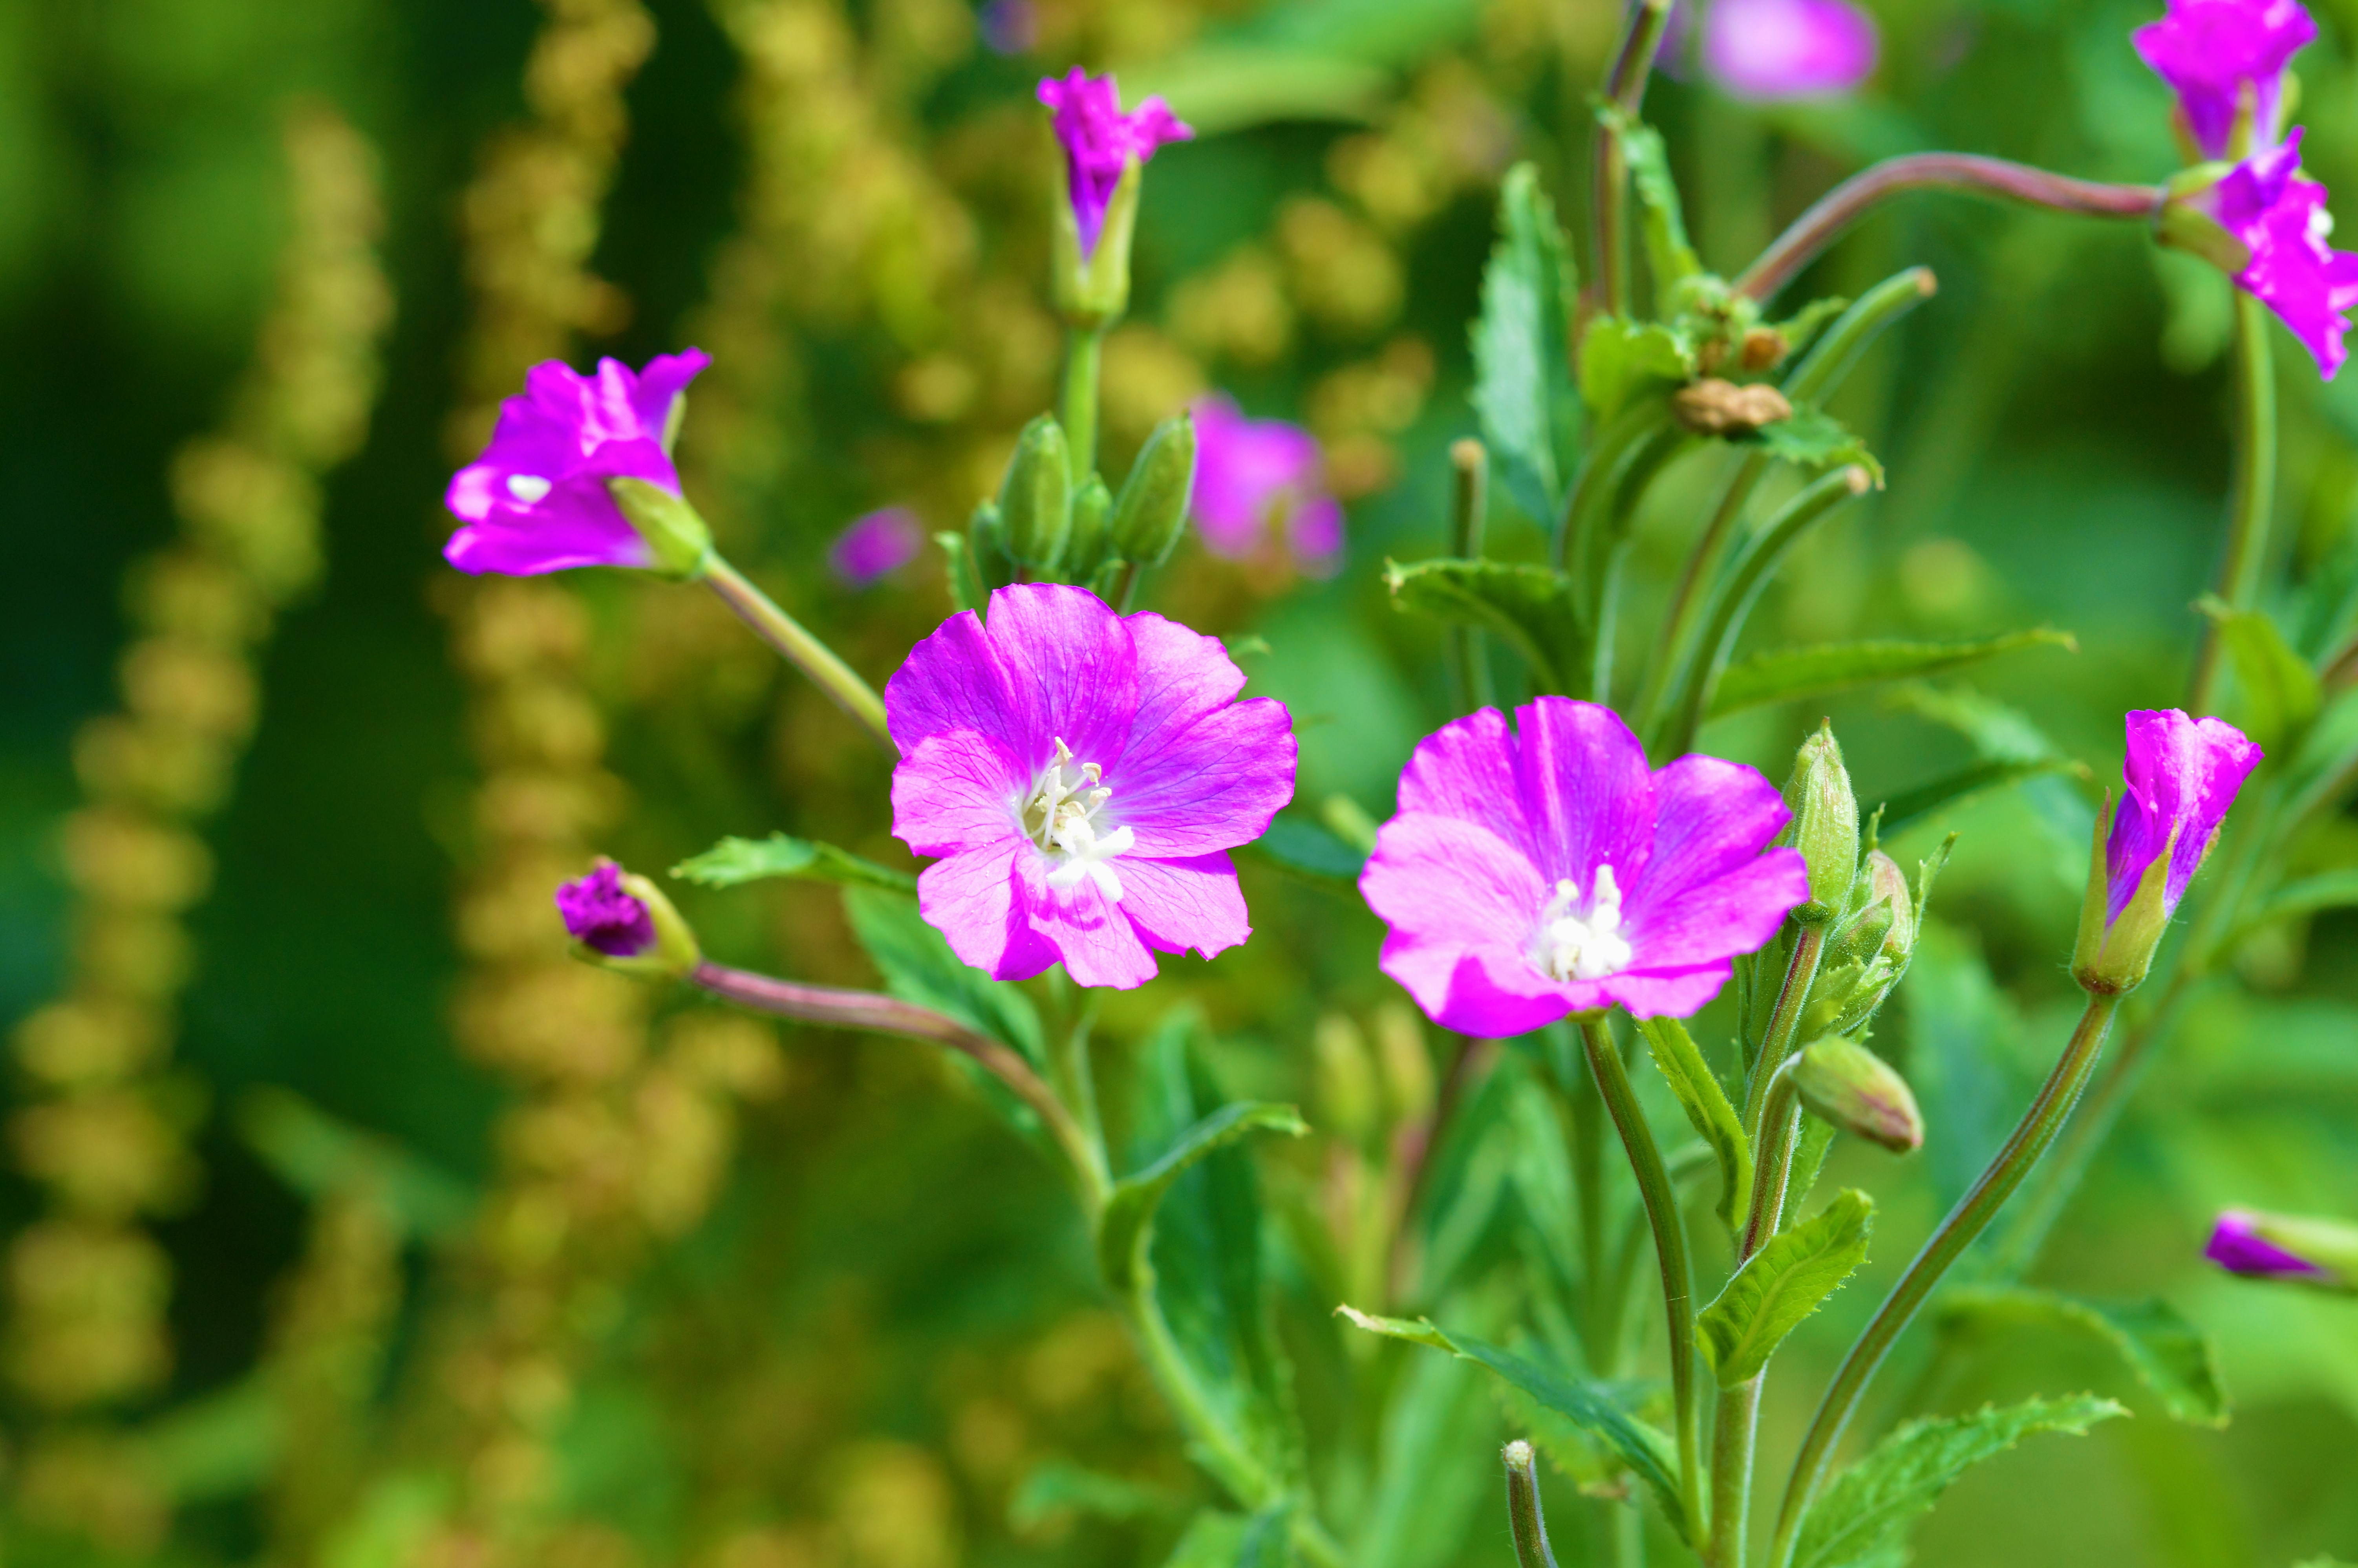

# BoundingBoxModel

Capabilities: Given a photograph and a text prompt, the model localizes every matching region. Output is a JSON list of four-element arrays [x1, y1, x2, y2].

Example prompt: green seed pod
[[1110, 412, 1197, 567], [1782, 721, 1860, 928], [998, 415, 1073, 570], [1792, 1037, 1923, 1154], [1065, 475, 1113, 581]]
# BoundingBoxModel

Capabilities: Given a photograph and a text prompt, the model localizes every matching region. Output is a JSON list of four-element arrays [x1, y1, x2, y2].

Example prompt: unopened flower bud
[[1673, 379, 1793, 437], [1781, 722, 1860, 928], [608, 476, 715, 579], [1065, 475, 1112, 580], [1792, 1037, 1923, 1154], [556, 859, 699, 981], [1039, 71, 1191, 328], [998, 415, 1073, 570], [968, 499, 1011, 589], [1109, 412, 1196, 567], [2205, 1209, 2358, 1292]]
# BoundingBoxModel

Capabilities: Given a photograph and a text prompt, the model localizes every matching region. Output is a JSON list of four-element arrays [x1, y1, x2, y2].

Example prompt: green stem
[[1043, 979, 1110, 1195], [1504, 1440, 1562, 1568], [1061, 325, 1105, 483], [1565, 1032, 1613, 1370], [700, 554, 893, 753], [1449, 438, 1495, 714], [1579, 1014, 1701, 1542], [1743, 926, 1825, 1142], [1589, 0, 1674, 317], [2188, 289, 2277, 715], [1657, 467, 1874, 759], [1769, 992, 2124, 1568], [1733, 154, 2160, 304]]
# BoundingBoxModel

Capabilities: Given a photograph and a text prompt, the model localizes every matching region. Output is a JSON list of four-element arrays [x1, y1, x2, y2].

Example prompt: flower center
[[1534, 865, 1633, 983], [1021, 737, 1135, 900], [507, 473, 554, 504]]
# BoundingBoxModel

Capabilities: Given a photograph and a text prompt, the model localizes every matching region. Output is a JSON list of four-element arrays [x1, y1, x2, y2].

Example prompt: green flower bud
[[608, 477, 715, 580], [1792, 1037, 1923, 1154], [968, 499, 1012, 591], [1110, 413, 1197, 568], [1781, 722, 1860, 928], [998, 416, 1073, 571], [1051, 158, 1142, 329], [1065, 475, 1113, 580]]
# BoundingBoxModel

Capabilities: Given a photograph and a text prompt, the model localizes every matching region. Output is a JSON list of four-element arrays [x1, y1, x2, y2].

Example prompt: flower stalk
[[2188, 289, 2278, 714], [1733, 154, 2160, 303], [1590, 0, 1675, 317], [698, 554, 893, 752], [1060, 325, 1106, 485]]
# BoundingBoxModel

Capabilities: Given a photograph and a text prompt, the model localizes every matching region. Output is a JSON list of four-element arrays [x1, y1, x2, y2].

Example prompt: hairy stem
[[1504, 1440, 1563, 1568], [1580, 1014, 1701, 1542], [1061, 324, 1105, 483], [701, 555, 893, 752], [1733, 154, 2159, 304], [1590, 0, 1674, 316], [2189, 289, 2278, 714], [1449, 438, 1495, 714], [1769, 991, 2123, 1568]]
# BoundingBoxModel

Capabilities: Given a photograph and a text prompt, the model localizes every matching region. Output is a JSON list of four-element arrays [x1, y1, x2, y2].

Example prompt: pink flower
[[2198, 132, 2358, 378], [1189, 395, 1345, 576], [2133, 0, 2314, 160], [1702, 0, 1879, 101], [2205, 1210, 2330, 1279], [1036, 71, 1193, 259], [556, 860, 656, 957], [886, 584, 1296, 990], [831, 507, 925, 587], [2103, 708, 2262, 924], [445, 351, 710, 575], [1361, 698, 1809, 1034]]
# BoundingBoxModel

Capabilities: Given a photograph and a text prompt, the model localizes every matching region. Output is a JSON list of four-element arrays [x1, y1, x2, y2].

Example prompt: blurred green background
[[4, 0, 2358, 1565]]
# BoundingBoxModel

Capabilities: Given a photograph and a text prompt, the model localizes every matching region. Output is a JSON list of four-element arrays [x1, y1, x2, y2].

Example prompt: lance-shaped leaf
[[1102, 1101, 1309, 1291], [1601, 105, 1701, 290], [1792, 1394, 2127, 1568], [2199, 595, 2322, 752], [1385, 558, 1587, 695], [1741, 406, 1882, 482], [2236, 868, 2358, 935], [673, 832, 917, 892], [1696, 1189, 1873, 1387], [1335, 1308, 1687, 1540], [1709, 629, 2077, 719], [1870, 757, 2089, 842], [1941, 1286, 2227, 1428], [1247, 812, 1368, 884], [845, 887, 1045, 1065], [1636, 1017, 1751, 1234], [1472, 163, 1582, 529], [1580, 317, 1694, 425]]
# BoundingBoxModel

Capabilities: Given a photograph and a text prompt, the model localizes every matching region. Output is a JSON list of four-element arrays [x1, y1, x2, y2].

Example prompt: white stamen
[[1023, 737, 1134, 902], [1535, 865, 1634, 982], [507, 473, 554, 503]]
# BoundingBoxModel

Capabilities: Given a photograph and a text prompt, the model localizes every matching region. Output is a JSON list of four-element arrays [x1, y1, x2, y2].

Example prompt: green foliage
[[1941, 1287, 2229, 1427], [1743, 406, 1883, 481], [1709, 629, 2077, 719], [1792, 1396, 2128, 1568], [2199, 596, 2321, 751], [844, 887, 1045, 1065], [1100, 1100, 1309, 1290], [1471, 163, 1582, 529], [1696, 1189, 1874, 1386], [1636, 1016, 1752, 1233], [1384, 557, 1586, 694], [671, 832, 917, 892], [1601, 106, 1702, 291], [1579, 317, 1694, 424]]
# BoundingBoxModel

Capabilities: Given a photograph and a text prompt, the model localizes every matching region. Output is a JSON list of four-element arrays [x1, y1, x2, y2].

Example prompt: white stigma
[[1536, 865, 1634, 983], [507, 473, 554, 503], [1022, 737, 1135, 902]]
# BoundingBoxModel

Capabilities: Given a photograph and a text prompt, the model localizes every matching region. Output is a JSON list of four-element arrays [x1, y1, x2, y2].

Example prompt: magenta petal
[[1600, 963, 1740, 1020], [1362, 814, 1568, 1034], [891, 732, 1028, 858], [983, 584, 1140, 772], [2133, 0, 2316, 160], [1112, 698, 1297, 856], [1397, 708, 1535, 860], [885, 608, 1024, 759], [1379, 939, 1577, 1038], [2105, 708, 2263, 920], [1037, 69, 1194, 258], [1014, 851, 1159, 989], [918, 842, 1059, 982], [1625, 849, 1810, 971], [1703, 0, 1879, 101], [628, 348, 713, 438], [1119, 612, 1249, 765], [831, 507, 926, 586], [1116, 853, 1251, 959], [555, 861, 655, 957], [2205, 1209, 2329, 1277], [1512, 697, 1657, 889]]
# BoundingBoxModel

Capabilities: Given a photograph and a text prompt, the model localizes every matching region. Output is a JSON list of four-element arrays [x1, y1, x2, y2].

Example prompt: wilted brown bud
[[1672, 379, 1794, 436], [1739, 328, 1791, 371]]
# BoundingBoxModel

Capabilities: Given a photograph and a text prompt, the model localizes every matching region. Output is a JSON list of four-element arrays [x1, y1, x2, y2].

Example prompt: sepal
[[1051, 156, 1142, 328], [608, 477, 715, 579], [2155, 163, 2252, 274], [572, 869, 701, 982], [2072, 795, 2177, 995]]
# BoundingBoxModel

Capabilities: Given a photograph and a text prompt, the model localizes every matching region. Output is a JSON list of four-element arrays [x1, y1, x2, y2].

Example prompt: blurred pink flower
[[1189, 395, 1345, 577], [1702, 0, 1880, 101], [830, 507, 925, 587]]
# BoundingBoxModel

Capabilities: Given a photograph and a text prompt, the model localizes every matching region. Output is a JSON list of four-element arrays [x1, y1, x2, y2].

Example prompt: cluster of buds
[[966, 409, 1196, 600]]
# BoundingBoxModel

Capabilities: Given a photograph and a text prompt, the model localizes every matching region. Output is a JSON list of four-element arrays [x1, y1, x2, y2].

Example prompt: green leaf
[[2199, 595, 2322, 751], [1792, 1394, 2128, 1568], [1601, 105, 1701, 289], [236, 1087, 475, 1242], [1010, 1461, 1188, 1530], [1743, 406, 1882, 482], [843, 887, 1045, 1064], [1384, 557, 1588, 695], [1709, 630, 2077, 719], [1870, 757, 2087, 842], [1471, 163, 1582, 528], [1247, 812, 1368, 882], [1579, 316, 1694, 425], [1696, 1189, 1873, 1386], [1335, 1308, 1687, 1540], [671, 832, 917, 892], [134, 1377, 278, 1502], [1941, 1287, 2228, 1427], [2239, 868, 2358, 932], [1100, 1100, 1309, 1291], [1349, 1345, 1496, 1568], [1157, 1510, 1252, 1568], [1636, 1017, 1751, 1234]]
